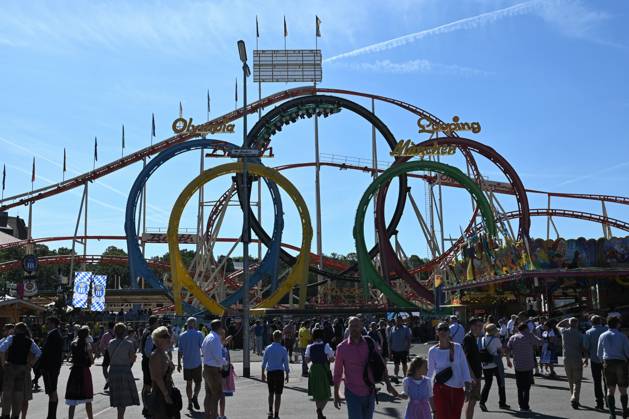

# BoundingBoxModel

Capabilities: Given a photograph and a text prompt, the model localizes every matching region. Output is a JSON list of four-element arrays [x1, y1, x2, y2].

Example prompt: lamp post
[[237, 39, 252, 378]]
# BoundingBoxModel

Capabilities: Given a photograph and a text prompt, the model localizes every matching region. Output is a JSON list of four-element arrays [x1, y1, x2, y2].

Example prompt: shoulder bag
[[434, 343, 455, 384]]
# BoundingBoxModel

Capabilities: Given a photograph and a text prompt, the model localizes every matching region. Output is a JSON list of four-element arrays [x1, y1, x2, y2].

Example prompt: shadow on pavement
[[375, 406, 401, 417], [182, 411, 205, 419], [245, 376, 310, 394]]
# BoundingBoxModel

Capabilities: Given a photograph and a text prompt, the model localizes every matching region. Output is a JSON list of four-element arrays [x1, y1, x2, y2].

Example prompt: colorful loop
[[167, 162, 312, 315]]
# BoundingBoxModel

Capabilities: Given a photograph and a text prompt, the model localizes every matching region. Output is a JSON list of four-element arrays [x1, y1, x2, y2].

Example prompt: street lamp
[[238, 39, 252, 378]]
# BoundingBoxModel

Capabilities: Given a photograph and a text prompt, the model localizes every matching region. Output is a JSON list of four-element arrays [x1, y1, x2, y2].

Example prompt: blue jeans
[[345, 388, 375, 419], [255, 335, 264, 354]]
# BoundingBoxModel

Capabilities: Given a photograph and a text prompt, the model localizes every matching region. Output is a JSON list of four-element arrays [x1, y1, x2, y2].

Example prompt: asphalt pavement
[[25, 343, 615, 419]]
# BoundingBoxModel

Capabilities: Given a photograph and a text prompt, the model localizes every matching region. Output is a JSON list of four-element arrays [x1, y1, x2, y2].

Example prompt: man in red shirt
[[333, 316, 398, 419]]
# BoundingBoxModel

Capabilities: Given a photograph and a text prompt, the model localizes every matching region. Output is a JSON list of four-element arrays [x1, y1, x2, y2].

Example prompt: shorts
[[391, 351, 409, 365], [604, 360, 628, 388], [469, 378, 482, 401], [2, 363, 32, 401], [267, 370, 285, 394], [183, 366, 203, 384], [141, 357, 151, 386], [43, 367, 61, 394], [203, 366, 223, 397]]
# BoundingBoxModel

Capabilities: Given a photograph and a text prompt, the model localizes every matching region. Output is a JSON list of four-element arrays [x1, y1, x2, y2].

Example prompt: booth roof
[[0, 296, 45, 312]]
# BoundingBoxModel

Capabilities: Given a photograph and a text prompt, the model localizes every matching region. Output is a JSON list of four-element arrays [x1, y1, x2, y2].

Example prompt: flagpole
[[197, 92, 208, 257], [256, 16, 262, 262], [27, 158, 34, 254], [313, 15, 324, 303], [93, 136, 97, 171], [1, 164, 5, 201], [83, 180, 88, 271], [284, 16, 288, 82]]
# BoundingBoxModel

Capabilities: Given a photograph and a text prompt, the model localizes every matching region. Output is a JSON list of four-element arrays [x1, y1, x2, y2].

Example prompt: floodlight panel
[[253, 49, 322, 83]]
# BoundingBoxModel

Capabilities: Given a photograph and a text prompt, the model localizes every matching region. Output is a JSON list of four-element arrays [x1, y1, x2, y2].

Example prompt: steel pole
[[241, 62, 251, 378]]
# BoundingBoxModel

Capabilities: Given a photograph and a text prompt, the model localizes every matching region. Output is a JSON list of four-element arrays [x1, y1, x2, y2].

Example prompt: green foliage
[[92, 246, 129, 288]]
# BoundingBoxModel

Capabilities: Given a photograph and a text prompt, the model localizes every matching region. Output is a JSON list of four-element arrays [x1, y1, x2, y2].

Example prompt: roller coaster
[[1, 85, 628, 315]]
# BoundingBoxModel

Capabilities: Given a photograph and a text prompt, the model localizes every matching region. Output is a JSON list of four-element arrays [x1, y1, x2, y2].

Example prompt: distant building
[[0, 211, 27, 243]]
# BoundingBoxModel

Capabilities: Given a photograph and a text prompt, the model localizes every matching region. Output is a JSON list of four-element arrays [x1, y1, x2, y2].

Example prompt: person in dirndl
[[65, 325, 94, 419], [107, 323, 140, 419], [305, 328, 335, 419], [401, 357, 434, 419]]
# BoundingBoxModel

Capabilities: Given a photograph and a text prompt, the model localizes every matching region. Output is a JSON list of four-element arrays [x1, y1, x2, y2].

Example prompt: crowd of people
[[0, 309, 626, 419]]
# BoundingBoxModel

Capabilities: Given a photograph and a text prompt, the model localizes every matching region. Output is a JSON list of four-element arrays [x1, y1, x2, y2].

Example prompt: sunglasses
[[437, 327, 449, 332]]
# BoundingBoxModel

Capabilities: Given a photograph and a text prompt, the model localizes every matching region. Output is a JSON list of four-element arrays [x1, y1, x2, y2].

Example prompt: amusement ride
[[1, 42, 628, 322]]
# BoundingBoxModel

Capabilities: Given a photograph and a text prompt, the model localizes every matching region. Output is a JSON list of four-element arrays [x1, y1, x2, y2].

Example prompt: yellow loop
[[167, 162, 312, 315]]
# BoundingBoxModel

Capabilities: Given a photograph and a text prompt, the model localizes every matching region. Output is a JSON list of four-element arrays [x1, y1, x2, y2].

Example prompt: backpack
[[479, 336, 495, 364], [139, 330, 153, 358], [363, 336, 386, 386]]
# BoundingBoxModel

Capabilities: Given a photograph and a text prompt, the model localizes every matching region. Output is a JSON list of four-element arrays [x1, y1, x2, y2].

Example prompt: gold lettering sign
[[390, 140, 457, 157], [417, 115, 480, 136], [172, 117, 236, 135]]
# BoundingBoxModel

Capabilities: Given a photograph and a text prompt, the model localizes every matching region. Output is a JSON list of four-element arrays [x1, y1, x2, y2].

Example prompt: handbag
[[166, 387, 183, 415], [434, 342, 455, 384], [435, 367, 453, 384]]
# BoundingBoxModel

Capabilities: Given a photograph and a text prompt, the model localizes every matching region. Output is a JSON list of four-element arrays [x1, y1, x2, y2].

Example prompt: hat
[[485, 323, 498, 336]]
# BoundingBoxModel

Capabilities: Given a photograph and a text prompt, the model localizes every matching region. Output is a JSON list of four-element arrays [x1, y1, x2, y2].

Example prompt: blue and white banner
[[90, 275, 107, 312], [72, 271, 92, 308]]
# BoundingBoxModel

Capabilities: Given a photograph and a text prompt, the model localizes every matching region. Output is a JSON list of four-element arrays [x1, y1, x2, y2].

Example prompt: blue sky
[[1, 0, 628, 260]]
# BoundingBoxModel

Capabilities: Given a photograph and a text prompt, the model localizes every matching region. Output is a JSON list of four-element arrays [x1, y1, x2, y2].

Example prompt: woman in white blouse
[[427, 322, 472, 419], [479, 323, 510, 411]]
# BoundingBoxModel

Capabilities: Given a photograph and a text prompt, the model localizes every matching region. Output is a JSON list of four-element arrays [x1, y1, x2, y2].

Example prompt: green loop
[[353, 160, 497, 308]]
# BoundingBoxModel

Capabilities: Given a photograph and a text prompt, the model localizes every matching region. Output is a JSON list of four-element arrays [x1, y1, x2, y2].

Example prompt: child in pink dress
[[401, 357, 434, 419]]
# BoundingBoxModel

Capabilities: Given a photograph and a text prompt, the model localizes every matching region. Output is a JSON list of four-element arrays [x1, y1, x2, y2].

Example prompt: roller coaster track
[[3, 85, 626, 212], [528, 191, 629, 205], [0, 235, 351, 273], [1, 209, 626, 274], [500, 209, 629, 232], [0, 86, 318, 212], [0, 235, 126, 252], [0, 254, 169, 274]]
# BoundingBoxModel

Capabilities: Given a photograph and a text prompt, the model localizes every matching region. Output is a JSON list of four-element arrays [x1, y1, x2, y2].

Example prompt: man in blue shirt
[[389, 316, 412, 377], [585, 315, 607, 410], [597, 316, 629, 417], [202, 320, 226, 419], [262, 330, 290, 419], [449, 315, 465, 344], [177, 317, 204, 412]]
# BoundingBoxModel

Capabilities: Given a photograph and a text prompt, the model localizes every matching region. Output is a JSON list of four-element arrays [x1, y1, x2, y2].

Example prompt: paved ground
[[25, 343, 617, 419]]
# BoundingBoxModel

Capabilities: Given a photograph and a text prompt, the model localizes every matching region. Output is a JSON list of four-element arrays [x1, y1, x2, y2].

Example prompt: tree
[[93, 246, 130, 288]]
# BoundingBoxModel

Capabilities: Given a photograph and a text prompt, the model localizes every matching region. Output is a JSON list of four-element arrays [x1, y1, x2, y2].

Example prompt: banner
[[72, 271, 92, 308], [90, 275, 107, 312]]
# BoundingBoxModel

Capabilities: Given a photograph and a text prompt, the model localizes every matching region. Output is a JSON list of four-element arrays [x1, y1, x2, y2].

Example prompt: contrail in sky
[[324, 0, 542, 63]]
